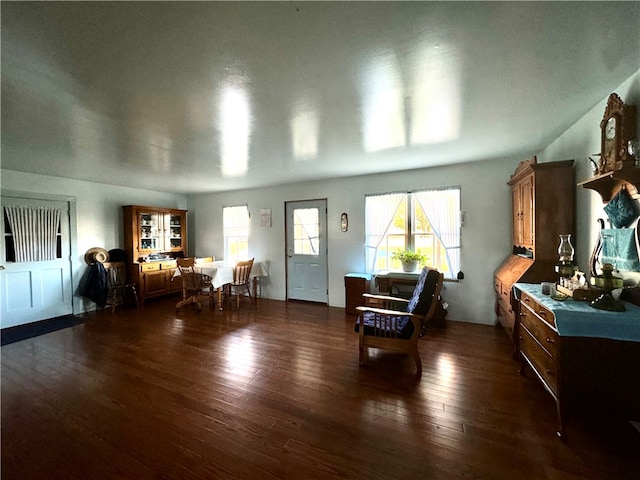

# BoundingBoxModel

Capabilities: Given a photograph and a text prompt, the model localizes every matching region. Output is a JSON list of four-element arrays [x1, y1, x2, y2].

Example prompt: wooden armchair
[[175, 257, 214, 312], [355, 266, 444, 376]]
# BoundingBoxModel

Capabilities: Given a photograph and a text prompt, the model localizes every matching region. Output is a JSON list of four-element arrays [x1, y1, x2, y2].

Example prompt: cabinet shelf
[[578, 162, 640, 202]]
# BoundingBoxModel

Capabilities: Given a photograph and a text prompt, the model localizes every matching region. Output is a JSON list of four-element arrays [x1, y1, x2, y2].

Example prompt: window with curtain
[[223, 205, 249, 262], [364, 188, 461, 279], [3, 205, 62, 262]]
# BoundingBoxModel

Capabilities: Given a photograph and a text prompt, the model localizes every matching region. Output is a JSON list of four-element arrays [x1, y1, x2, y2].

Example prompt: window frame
[[365, 187, 461, 279], [223, 205, 250, 262]]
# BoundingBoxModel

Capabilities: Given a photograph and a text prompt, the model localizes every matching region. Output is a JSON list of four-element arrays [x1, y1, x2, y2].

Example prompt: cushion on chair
[[406, 267, 439, 315], [354, 311, 415, 339]]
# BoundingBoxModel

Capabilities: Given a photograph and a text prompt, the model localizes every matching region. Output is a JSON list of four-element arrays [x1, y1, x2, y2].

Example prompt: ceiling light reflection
[[290, 103, 319, 161], [219, 85, 250, 177], [409, 42, 461, 145], [360, 41, 461, 153], [361, 50, 405, 152]]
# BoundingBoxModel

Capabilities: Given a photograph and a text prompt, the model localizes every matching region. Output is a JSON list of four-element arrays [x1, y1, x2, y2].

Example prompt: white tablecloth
[[176, 260, 267, 289]]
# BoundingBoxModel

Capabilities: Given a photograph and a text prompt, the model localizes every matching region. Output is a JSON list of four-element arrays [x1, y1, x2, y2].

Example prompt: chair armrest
[[362, 293, 410, 303], [361, 293, 409, 309], [355, 306, 417, 317]]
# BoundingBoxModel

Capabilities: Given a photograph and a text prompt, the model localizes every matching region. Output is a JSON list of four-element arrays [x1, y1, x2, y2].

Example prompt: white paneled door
[[285, 199, 328, 303], [1, 196, 73, 328]]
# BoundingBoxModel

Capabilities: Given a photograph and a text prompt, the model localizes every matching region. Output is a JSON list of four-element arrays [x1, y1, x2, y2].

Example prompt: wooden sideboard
[[513, 283, 640, 440]]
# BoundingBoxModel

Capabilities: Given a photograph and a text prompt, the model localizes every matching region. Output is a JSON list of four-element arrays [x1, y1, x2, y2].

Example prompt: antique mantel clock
[[598, 93, 637, 174]]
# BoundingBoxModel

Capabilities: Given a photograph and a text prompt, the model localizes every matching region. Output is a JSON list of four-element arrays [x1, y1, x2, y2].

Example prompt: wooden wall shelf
[[578, 163, 640, 202]]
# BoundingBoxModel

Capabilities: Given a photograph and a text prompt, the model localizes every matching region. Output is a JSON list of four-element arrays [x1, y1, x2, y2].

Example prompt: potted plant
[[391, 250, 427, 272]]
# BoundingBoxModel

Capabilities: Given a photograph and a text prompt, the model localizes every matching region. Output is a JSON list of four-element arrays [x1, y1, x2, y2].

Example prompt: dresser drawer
[[520, 307, 558, 358], [520, 291, 555, 327], [519, 327, 558, 394], [140, 262, 161, 272]]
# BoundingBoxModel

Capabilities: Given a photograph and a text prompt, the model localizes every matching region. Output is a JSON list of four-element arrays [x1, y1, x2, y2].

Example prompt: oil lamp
[[554, 234, 576, 281]]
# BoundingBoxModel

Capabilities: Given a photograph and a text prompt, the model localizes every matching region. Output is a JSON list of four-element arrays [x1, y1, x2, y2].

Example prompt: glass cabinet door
[[139, 211, 161, 251], [166, 213, 184, 251]]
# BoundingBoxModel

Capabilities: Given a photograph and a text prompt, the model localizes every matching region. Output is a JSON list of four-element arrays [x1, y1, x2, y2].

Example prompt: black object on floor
[[1, 315, 84, 346]]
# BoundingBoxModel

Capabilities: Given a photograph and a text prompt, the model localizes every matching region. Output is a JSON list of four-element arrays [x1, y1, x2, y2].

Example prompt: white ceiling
[[2, 2, 639, 194]]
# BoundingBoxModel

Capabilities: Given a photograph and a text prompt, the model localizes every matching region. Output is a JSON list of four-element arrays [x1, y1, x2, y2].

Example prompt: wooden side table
[[344, 273, 372, 316]]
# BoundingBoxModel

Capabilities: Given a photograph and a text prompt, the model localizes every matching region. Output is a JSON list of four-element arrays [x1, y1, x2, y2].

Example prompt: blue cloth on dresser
[[601, 227, 640, 271], [514, 283, 640, 342]]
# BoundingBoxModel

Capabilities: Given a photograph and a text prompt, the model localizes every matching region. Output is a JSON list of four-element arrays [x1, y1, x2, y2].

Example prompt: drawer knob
[[524, 297, 530, 303], [546, 337, 555, 344], [537, 310, 547, 316], [546, 369, 554, 375]]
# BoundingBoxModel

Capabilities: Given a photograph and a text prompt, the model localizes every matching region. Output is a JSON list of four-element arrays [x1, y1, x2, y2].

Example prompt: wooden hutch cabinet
[[123, 205, 187, 303], [494, 157, 575, 342]]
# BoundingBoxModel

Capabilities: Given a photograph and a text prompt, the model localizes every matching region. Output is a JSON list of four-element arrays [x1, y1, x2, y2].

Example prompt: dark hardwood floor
[[2, 297, 639, 479]]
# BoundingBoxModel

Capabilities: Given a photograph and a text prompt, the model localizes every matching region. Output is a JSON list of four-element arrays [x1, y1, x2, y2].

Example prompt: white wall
[[537, 70, 640, 286], [189, 156, 516, 325], [5, 71, 637, 325], [1, 170, 187, 314]]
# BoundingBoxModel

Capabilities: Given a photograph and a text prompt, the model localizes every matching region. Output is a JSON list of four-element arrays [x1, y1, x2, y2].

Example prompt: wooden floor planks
[[2, 297, 639, 480]]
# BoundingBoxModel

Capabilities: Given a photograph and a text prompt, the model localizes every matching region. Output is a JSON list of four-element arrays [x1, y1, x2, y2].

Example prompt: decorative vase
[[402, 260, 418, 272]]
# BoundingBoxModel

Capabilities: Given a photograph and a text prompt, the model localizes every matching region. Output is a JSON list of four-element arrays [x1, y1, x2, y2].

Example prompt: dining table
[[175, 260, 267, 310]]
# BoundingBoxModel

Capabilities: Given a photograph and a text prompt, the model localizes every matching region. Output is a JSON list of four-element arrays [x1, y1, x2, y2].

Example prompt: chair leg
[[129, 285, 139, 308], [411, 348, 422, 376]]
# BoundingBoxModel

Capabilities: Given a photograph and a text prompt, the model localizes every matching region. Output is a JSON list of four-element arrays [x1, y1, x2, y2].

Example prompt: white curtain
[[364, 193, 405, 273], [4, 205, 61, 262], [413, 188, 461, 279]]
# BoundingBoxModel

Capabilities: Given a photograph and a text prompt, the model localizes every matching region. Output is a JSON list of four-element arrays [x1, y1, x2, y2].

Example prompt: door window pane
[[293, 208, 319, 255]]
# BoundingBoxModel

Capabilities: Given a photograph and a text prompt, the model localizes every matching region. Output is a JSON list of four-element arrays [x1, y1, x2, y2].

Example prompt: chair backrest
[[102, 262, 127, 288], [195, 256, 214, 264], [406, 266, 443, 316], [177, 257, 202, 291], [233, 258, 254, 285]]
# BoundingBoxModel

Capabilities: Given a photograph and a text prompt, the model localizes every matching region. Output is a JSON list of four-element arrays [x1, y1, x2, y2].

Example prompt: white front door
[[285, 199, 328, 303], [1, 196, 73, 328]]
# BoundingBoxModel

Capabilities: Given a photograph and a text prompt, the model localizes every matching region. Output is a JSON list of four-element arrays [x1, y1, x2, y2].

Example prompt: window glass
[[223, 205, 249, 262], [293, 208, 319, 255]]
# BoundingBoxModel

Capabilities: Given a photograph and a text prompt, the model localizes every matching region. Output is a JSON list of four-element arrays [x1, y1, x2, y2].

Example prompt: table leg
[[218, 287, 223, 311], [252, 277, 258, 300]]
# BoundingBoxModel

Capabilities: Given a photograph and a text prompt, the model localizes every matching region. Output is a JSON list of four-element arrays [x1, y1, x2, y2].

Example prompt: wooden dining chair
[[175, 257, 214, 312], [102, 261, 139, 312], [222, 258, 254, 309]]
